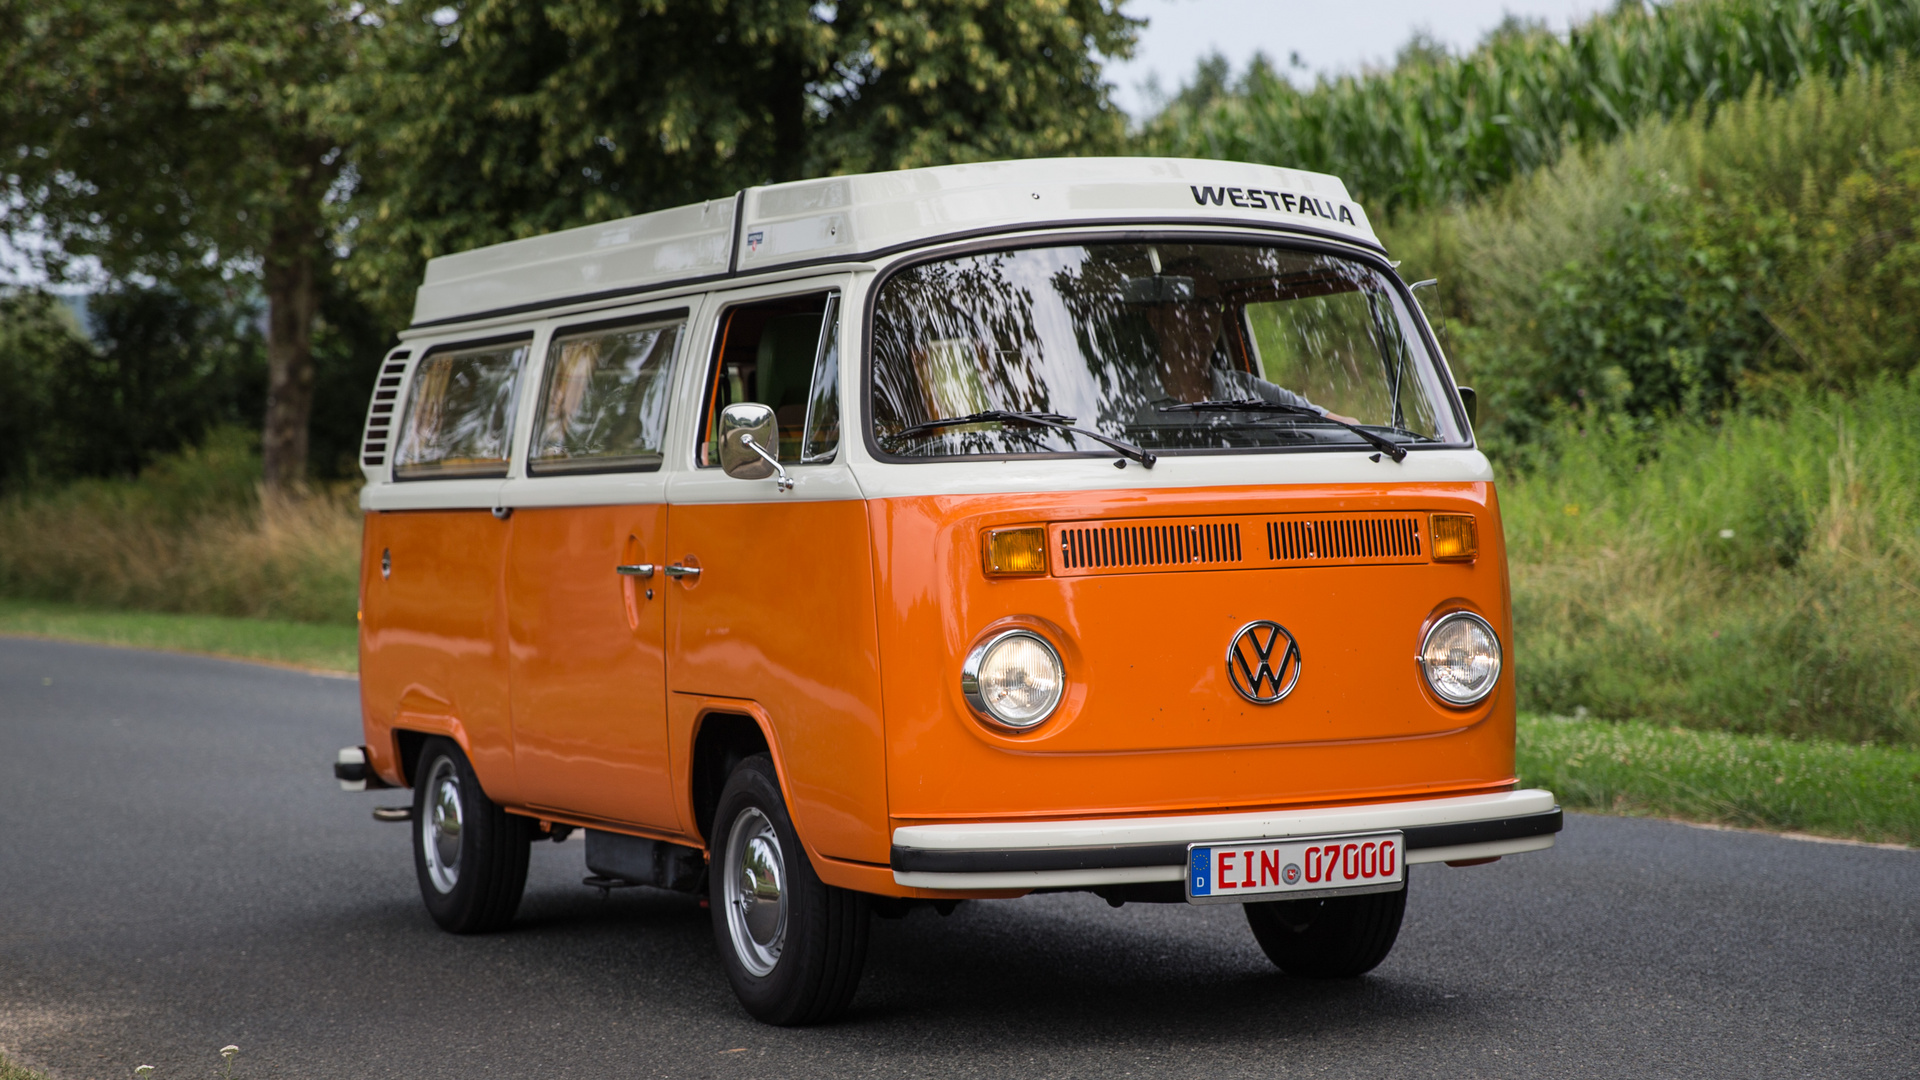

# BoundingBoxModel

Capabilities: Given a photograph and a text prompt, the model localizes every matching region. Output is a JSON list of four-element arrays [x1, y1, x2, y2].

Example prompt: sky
[[1108, 0, 1609, 116]]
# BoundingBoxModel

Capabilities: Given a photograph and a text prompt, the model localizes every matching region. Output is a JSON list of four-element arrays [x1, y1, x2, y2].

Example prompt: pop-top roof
[[410, 157, 1379, 327]]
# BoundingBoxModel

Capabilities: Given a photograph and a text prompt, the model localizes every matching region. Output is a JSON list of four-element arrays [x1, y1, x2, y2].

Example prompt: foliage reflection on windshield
[[871, 243, 1459, 459]]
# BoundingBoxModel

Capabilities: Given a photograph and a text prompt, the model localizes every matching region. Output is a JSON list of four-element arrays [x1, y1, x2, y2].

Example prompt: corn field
[[1142, 0, 1920, 215]]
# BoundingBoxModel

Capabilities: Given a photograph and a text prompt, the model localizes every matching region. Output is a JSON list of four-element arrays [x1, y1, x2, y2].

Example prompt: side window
[[698, 292, 841, 466], [393, 338, 529, 480], [529, 317, 683, 474]]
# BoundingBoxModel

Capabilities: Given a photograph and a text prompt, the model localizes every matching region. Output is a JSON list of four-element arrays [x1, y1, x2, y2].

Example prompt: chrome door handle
[[615, 564, 655, 578], [663, 563, 701, 579]]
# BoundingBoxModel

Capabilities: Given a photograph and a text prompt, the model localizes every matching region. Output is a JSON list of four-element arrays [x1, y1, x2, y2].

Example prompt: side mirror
[[718, 402, 793, 491], [1457, 386, 1478, 428]]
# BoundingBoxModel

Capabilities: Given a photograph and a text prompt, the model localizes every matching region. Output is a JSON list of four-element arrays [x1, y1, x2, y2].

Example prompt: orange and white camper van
[[334, 157, 1560, 1025]]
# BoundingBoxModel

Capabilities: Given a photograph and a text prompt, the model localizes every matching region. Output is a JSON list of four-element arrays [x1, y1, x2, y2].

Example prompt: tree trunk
[[261, 225, 320, 495]]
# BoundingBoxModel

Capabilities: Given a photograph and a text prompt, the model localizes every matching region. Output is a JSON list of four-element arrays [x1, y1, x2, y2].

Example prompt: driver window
[[698, 292, 841, 466]]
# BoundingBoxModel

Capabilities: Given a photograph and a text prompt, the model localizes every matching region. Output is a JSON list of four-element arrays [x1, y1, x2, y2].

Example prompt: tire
[[411, 737, 532, 934], [1244, 881, 1408, 978], [710, 754, 870, 1025]]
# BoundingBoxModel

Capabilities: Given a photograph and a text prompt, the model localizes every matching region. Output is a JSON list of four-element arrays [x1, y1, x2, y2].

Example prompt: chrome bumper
[[891, 789, 1561, 890]]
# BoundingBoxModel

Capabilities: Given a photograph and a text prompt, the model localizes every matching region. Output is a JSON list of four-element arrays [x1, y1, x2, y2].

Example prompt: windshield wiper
[[883, 410, 1157, 469], [1158, 399, 1410, 463]]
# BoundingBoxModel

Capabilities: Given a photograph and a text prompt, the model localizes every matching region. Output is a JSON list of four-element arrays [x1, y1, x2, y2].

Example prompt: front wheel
[[411, 738, 531, 934], [710, 754, 870, 1025], [1244, 883, 1407, 978]]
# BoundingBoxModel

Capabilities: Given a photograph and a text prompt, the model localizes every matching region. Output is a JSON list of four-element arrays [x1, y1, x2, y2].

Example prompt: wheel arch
[[388, 717, 474, 788], [688, 708, 775, 845]]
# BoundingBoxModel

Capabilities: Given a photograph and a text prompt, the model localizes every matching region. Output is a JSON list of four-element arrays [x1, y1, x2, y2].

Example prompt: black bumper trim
[[333, 745, 395, 790], [1403, 809, 1563, 851], [889, 808, 1563, 875]]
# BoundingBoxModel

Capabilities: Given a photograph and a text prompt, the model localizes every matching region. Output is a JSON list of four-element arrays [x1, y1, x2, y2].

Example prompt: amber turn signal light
[[1430, 514, 1479, 562], [983, 526, 1049, 577]]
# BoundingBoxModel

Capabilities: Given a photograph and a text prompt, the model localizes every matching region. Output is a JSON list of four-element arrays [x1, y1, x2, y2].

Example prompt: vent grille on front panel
[[1049, 512, 1428, 576], [360, 352, 410, 468], [1267, 517, 1422, 562], [1059, 521, 1243, 571]]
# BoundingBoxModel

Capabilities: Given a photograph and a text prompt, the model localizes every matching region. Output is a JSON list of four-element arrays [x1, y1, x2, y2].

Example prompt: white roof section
[[410, 157, 1379, 327]]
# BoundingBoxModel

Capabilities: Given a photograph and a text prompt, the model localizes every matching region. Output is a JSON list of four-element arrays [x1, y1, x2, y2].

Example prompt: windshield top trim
[[857, 230, 1473, 468]]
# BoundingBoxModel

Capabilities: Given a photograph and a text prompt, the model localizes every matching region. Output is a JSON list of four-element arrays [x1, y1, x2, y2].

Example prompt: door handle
[[615, 563, 655, 578], [663, 563, 701, 580]]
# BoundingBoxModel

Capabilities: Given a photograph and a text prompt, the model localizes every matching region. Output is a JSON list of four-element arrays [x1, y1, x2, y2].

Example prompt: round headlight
[[1419, 612, 1502, 705], [961, 630, 1065, 729]]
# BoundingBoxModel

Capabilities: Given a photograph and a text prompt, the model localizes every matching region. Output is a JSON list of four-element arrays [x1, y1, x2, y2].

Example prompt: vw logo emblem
[[1226, 620, 1302, 704]]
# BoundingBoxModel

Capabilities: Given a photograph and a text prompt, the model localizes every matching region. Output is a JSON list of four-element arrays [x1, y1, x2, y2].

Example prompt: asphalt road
[[1, 637, 1915, 1079]]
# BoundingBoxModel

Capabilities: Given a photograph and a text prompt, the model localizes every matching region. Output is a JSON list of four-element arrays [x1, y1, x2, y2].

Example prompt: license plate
[[1186, 831, 1405, 904]]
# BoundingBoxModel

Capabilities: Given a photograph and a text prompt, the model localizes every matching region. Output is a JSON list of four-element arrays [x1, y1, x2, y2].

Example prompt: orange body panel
[[359, 481, 1515, 898], [665, 499, 890, 864], [359, 510, 515, 795], [870, 482, 1516, 829], [505, 506, 677, 829]]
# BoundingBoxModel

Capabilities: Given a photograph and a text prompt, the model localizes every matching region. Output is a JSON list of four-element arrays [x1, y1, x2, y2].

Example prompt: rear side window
[[393, 338, 530, 480], [529, 317, 683, 475], [698, 292, 841, 467]]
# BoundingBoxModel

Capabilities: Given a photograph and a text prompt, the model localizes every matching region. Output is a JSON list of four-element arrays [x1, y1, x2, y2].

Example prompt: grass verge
[[0, 598, 356, 674], [0, 1053, 47, 1080], [1518, 713, 1920, 847]]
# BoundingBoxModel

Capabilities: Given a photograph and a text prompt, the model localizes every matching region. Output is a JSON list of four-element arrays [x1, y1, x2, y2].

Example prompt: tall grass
[[1502, 377, 1920, 745], [1386, 64, 1920, 451], [1142, 0, 1920, 216], [0, 429, 360, 625]]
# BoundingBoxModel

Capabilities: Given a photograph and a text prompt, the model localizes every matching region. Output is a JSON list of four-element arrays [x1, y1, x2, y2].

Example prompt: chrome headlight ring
[[1418, 611, 1503, 706], [960, 629, 1066, 730]]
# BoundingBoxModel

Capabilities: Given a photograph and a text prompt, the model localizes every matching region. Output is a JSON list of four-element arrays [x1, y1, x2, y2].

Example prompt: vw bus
[[333, 157, 1561, 1025]]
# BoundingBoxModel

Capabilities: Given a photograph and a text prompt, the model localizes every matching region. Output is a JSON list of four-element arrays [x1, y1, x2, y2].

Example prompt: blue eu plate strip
[[1190, 847, 1212, 896]]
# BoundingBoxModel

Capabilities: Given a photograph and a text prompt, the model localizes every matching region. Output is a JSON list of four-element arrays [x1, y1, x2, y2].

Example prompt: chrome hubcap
[[722, 807, 786, 977], [422, 757, 463, 894]]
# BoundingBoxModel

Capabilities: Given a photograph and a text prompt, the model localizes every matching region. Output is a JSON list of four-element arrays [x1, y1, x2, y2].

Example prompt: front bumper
[[891, 788, 1561, 890]]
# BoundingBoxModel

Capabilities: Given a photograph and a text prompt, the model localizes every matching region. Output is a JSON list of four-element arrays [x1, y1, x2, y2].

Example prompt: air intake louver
[[1059, 520, 1242, 571], [360, 352, 410, 469], [1267, 517, 1422, 562], [1049, 512, 1425, 577]]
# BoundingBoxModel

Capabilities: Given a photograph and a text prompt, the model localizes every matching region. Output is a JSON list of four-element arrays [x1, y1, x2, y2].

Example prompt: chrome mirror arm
[[738, 434, 794, 493]]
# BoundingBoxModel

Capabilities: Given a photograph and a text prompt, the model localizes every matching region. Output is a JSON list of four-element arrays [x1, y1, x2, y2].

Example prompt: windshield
[[870, 242, 1462, 460]]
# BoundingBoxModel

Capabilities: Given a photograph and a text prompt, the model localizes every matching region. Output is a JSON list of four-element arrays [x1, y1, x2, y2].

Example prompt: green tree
[[49, 285, 267, 479], [0, 286, 268, 487], [0, 292, 89, 486], [337, 0, 1137, 322], [0, 0, 365, 491]]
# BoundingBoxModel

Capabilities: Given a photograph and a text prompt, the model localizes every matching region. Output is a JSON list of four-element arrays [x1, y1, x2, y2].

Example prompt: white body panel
[[731, 157, 1379, 274]]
